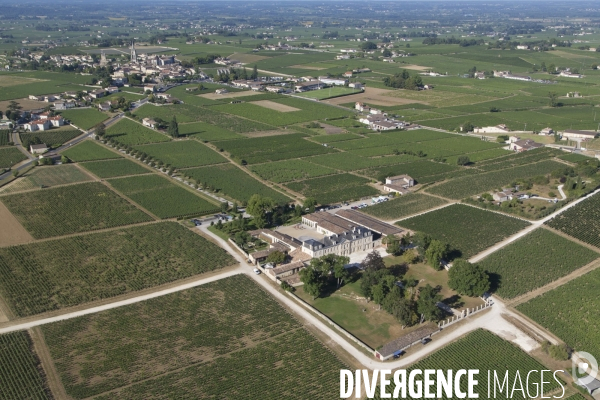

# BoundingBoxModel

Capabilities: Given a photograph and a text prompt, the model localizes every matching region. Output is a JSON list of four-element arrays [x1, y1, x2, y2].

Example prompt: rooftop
[[335, 209, 403, 236]]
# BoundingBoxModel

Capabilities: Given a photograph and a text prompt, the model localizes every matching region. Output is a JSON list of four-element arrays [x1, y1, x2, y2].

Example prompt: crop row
[[80, 158, 150, 178], [0, 164, 92, 194], [61, 140, 121, 162], [105, 118, 170, 146], [306, 152, 418, 171], [285, 173, 379, 204], [476, 147, 560, 171], [60, 108, 109, 130], [20, 129, 81, 150], [546, 193, 600, 248], [0, 222, 235, 317], [361, 160, 459, 182], [0, 129, 11, 146], [178, 121, 243, 141], [134, 140, 228, 169], [361, 193, 448, 220], [108, 174, 218, 219], [251, 159, 337, 183], [0, 147, 27, 170]]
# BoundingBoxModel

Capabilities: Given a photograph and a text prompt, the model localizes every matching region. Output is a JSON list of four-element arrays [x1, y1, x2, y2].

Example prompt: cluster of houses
[[355, 102, 416, 131], [29, 87, 121, 112], [23, 112, 65, 132]]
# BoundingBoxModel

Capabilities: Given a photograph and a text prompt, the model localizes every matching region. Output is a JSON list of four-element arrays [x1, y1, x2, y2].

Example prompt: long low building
[[302, 212, 355, 236], [335, 209, 403, 237]]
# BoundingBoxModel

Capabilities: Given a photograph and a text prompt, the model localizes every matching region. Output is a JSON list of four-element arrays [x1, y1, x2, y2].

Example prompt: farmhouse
[[30, 143, 48, 154], [265, 86, 284, 93], [355, 102, 371, 112], [371, 120, 399, 131], [383, 174, 414, 194], [267, 261, 306, 284], [343, 71, 353, 78], [539, 127, 554, 136], [215, 88, 229, 95], [349, 82, 364, 89], [98, 102, 112, 112], [89, 89, 106, 99], [24, 120, 50, 132], [47, 116, 65, 127], [562, 129, 598, 141], [142, 118, 158, 129], [560, 71, 583, 78], [511, 139, 543, 152]]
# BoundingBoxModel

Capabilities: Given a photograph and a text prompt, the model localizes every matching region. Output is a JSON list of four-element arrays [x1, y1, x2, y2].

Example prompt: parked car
[[253, 268, 261, 275]]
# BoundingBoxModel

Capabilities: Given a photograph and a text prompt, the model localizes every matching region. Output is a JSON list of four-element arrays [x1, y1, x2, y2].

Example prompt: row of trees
[[383, 70, 423, 90]]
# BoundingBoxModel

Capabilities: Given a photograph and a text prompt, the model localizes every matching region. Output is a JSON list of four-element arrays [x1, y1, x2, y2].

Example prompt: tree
[[95, 123, 106, 137], [266, 250, 286, 266], [220, 202, 229, 213], [60, 155, 69, 164], [462, 121, 475, 132], [359, 41, 377, 51], [540, 61, 547, 72], [412, 232, 432, 257], [361, 250, 385, 271], [246, 194, 275, 228], [548, 63, 556, 74], [548, 92, 558, 107], [299, 266, 325, 300], [251, 64, 258, 80], [12, 170, 19, 178], [167, 116, 179, 138], [447, 259, 490, 297], [417, 284, 442, 321], [384, 288, 415, 327], [456, 155, 470, 166], [372, 283, 387, 309], [332, 257, 350, 288], [385, 236, 402, 255], [294, 204, 303, 217], [303, 197, 317, 213], [592, 64, 598, 70], [425, 240, 449, 270]]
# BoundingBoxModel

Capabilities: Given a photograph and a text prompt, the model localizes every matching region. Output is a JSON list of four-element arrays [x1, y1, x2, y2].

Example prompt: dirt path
[[0, 201, 34, 246], [100, 180, 160, 220], [29, 327, 70, 400]]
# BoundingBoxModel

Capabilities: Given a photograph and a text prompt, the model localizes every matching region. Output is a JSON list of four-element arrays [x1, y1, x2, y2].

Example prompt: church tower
[[130, 41, 137, 62], [100, 50, 107, 66]]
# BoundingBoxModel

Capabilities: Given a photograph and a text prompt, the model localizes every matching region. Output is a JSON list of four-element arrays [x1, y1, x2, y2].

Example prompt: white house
[[355, 102, 370, 112], [142, 118, 157, 129], [47, 116, 64, 127], [30, 143, 48, 154], [24, 120, 50, 132], [539, 127, 554, 136], [562, 129, 598, 141], [349, 82, 364, 89], [215, 88, 229, 95]]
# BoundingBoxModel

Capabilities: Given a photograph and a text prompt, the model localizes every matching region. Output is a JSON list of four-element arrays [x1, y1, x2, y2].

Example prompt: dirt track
[[251, 100, 300, 112], [0, 201, 33, 246], [325, 87, 427, 106]]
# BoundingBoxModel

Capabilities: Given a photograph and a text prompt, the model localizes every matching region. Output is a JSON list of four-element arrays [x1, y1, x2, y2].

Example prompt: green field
[[20, 129, 81, 149], [375, 329, 561, 400], [41, 275, 346, 399], [0, 147, 27, 169], [286, 173, 380, 204], [397, 204, 530, 259], [546, 193, 600, 248], [517, 267, 600, 359], [135, 140, 227, 168], [179, 121, 244, 141], [251, 159, 337, 183], [306, 152, 419, 171], [61, 140, 121, 162], [80, 158, 151, 178], [295, 86, 363, 100], [108, 174, 218, 218], [361, 193, 449, 220], [0, 164, 92, 194], [0, 222, 235, 317], [60, 108, 109, 130], [0, 331, 51, 400], [1, 182, 152, 239], [477, 228, 599, 299], [184, 163, 291, 204], [105, 118, 170, 145]]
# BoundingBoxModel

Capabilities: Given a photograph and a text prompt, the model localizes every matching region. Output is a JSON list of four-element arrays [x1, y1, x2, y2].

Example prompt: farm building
[[355, 102, 371, 112], [47, 116, 65, 127], [511, 139, 543, 152], [30, 143, 48, 154], [335, 209, 404, 237], [562, 130, 598, 141], [24, 120, 50, 132], [383, 175, 414, 193], [375, 324, 440, 361], [267, 261, 306, 285], [215, 88, 229, 95], [474, 124, 510, 134], [575, 377, 600, 396], [539, 127, 554, 136], [142, 118, 158, 129], [295, 80, 325, 92], [349, 82, 364, 89], [301, 226, 378, 258], [98, 102, 111, 112]]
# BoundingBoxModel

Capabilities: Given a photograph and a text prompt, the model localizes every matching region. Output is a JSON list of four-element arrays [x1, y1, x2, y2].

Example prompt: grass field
[[62, 140, 121, 162], [0, 222, 235, 317], [135, 140, 227, 168], [108, 174, 219, 218], [41, 275, 346, 399], [1, 181, 152, 239], [179, 121, 244, 141], [361, 193, 449, 220], [251, 159, 338, 183], [477, 228, 599, 299], [60, 108, 109, 130], [517, 267, 600, 359], [397, 204, 530, 259], [375, 329, 561, 399], [184, 163, 291, 204], [0, 164, 92, 194], [20, 129, 81, 149], [106, 118, 170, 145], [546, 193, 600, 248], [0, 331, 51, 399], [286, 173, 380, 204], [80, 158, 151, 178], [0, 147, 27, 169]]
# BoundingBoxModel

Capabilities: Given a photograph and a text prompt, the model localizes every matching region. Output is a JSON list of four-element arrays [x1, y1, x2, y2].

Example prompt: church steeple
[[130, 40, 137, 62]]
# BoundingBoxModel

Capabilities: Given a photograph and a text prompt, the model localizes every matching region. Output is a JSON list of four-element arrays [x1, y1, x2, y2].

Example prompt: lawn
[[105, 118, 170, 145], [397, 204, 530, 259], [1, 181, 152, 239], [361, 193, 449, 220], [41, 275, 346, 399], [477, 228, 599, 299], [108, 174, 219, 219], [0, 222, 236, 317], [61, 140, 121, 162], [135, 140, 228, 168], [60, 108, 110, 130], [80, 158, 151, 178]]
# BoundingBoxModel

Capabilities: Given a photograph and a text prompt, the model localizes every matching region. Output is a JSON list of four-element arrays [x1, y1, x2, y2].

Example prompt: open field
[[199, 90, 265, 100], [61, 140, 121, 162], [179, 121, 243, 141], [286, 173, 380, 204], [184, 163, 291, 204], [0, 75, 46, 87], [0, 164, 92, 194], [0, 222, 235, 317], [0, 331, 51, 400], [60, 108, 109, 130], [135, 140, 227, 168], [0, 201, 33, 246], [250, 159, 337, 183], [108, 174, 219, 218], [361, 193, 449, 220], [251, 99, 300, 112], [0, 147, 27, 169], [325, 87, 426, 106], [0, 97, 54, 111], [1, 182, 152, 239], [397, 204, 530, 259], [477, 228, 599, 299], [375, 329, 561, 399], [546, 193, 600, 248], [306, 152, 418, 171], [517, 266, 600, 359], [80, 158, 151, 178], [294, 87, 363, 100], [41, 275, 346, 399]]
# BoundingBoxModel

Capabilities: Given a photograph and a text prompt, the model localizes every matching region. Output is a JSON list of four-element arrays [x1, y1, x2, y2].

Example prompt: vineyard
[[517, 267, 600, 359], [306, 152, 418, 171], [42, 275, 346, 399], [105, 118, 170, 145], [0, 222, 236, 316], [546, 193, 600, 248], [80, 158, 150, 178], [375, 329, 561, 400], [61, 140, 121, 162], [0, 129, 11, 146], [310, 133, 362, 144], [0, 147, 27, 169], [178, 121, 243, 141], [214, 133, 338, 164], [134, 140, 227, 168], [285, 173, 380, 204], [251, 159, 337, 183], [20, 129, 81, 150], [397, 204, 530, 259], [361, 193, 448, 220], [0, 331, 51, 400], [1, 181, 152, 238], [361, 160, 459, 182], [60, 108, 109, 130], [107, 174, 219, 218], [477, 228, 599, 299], [184, 163, 291, 204], [475, 147, 561, 172], [0, 164, 92, 194], [426, 160, 564, 200], [558, 153, 593, 163]]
